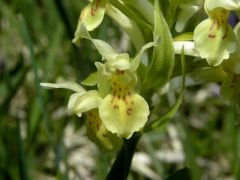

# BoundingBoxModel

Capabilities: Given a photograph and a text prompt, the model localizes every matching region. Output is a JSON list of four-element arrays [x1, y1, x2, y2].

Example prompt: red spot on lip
[[111, 91, 116, 103], [114, 105, 119, 110], [116, 70, 125, 75], [222, 33, 227, 39], [208, 34, 216, 38], [127, 108, 133, 116], [91, 8, 95, 16], [90, 0, 100, 16], [102, 133, 108, 137], [96, 121, 101, 130]]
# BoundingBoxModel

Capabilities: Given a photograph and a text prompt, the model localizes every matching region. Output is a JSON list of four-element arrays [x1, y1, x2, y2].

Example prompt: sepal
[[68, 90, 102, 117]]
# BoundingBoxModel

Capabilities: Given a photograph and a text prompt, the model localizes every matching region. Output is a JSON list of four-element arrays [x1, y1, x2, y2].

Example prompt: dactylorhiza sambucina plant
[[41, 2, 175, 178], [41, 23, 156, 149], [40, 0, 240, 179]]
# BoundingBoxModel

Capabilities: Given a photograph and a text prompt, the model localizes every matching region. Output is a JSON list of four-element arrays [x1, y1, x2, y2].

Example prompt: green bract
[[142, 0, 174, 97], [193, 0, 240, 66]]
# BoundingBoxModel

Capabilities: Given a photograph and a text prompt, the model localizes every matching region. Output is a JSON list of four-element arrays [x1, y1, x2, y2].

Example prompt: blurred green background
[[0, 0, 240, 179]]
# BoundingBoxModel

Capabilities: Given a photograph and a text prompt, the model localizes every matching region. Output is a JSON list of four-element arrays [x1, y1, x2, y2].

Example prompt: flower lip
[[99, 93, 150, 139]]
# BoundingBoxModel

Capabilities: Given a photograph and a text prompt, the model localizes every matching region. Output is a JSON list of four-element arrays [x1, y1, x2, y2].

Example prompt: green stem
[[17, 119, 28, 180], [53, 0, 74, 39], [106, 133, 141, 180], [18, 16, 61, 175], [0, 66, 29, 115]]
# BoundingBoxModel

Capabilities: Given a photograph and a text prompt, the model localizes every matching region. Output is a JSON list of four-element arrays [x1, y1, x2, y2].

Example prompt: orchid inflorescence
[[41, 0, 240, 151]]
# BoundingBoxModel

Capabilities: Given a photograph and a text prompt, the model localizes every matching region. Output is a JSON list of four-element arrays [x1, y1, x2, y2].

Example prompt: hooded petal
[[194, 17, 236, 66], [106, 53, 131, 71], [68, 90, 102, 117], [99, 93, 149, 139]]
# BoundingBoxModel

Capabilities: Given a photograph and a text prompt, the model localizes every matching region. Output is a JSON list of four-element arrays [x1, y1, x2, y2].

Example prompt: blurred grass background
[[0, 0, 240, 179]]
